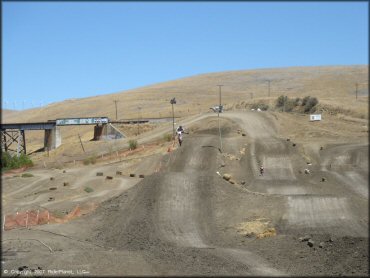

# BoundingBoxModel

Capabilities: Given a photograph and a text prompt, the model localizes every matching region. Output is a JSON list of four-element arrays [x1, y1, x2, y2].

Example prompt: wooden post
[[36, 210, 40, 225], [25, 211, 29, 229], [78, 134, 85, 153]]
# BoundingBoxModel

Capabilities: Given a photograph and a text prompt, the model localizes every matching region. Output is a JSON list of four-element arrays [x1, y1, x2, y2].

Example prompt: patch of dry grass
[[236, 217, 276, 239]]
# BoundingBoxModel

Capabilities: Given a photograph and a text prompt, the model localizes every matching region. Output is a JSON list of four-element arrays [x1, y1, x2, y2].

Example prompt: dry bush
[[128, 139, 138, 150]]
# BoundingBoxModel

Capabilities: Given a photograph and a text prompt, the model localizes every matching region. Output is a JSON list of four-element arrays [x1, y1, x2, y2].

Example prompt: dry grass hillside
[[3, 65, 368, 123], [2, 65, 368, 155]]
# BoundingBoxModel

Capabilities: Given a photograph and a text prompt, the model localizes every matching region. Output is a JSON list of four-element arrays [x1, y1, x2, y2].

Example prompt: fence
[[3, 203, 97, 231]]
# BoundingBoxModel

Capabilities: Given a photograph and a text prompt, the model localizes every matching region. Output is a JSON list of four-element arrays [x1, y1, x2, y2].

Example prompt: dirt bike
[[260, 167, 264, 176], [177, 132, 183, 146], [177, 131, 188, 146]]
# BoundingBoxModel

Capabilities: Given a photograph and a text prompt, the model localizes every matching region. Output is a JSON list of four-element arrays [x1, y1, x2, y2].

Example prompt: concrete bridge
[[1, 117, 122, 156], [1, 116, 179, 156]]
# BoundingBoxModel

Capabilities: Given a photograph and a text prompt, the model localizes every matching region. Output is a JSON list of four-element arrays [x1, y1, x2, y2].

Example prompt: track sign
[[310, 114, 322, 121]]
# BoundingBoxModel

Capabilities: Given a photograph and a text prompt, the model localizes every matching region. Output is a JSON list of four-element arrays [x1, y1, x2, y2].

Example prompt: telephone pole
[[267, 80, 271, 97], [355, 83, 358, 100], [217, 85, 223, 153], [170, 98, 176, 138], [137, 107, 141, 135], [113, 100, 118, 120]]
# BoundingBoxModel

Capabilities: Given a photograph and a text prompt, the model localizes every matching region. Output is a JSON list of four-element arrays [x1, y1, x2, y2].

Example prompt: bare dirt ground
[[2, 110, 368, 276]]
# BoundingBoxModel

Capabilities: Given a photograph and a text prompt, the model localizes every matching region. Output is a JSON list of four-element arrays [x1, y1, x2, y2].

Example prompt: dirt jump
[[2, 111, 368, 276]]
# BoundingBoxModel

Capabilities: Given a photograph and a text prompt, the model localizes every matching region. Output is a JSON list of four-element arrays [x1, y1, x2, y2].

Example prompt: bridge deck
[[1, 122, 56, 130], [1, 117, 179, 130]]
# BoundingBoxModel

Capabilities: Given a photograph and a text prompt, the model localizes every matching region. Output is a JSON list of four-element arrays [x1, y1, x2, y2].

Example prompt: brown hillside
[[3, 65, 368, 123], [2, 65, 368, 154]]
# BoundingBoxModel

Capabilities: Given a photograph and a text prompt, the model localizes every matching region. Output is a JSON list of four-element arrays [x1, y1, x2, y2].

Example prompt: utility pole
[[268, 80, 271, 97], [355, 83, 358, 100], [170, 98, 176, 138], [113, 100, 118, 120], [217, 85, 223, 153], [137, 107, 141, 135]]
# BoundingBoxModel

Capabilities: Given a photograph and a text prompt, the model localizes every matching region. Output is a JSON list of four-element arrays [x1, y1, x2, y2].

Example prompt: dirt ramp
[[156, 172, 207, 248], [281, 196, 368, 237]]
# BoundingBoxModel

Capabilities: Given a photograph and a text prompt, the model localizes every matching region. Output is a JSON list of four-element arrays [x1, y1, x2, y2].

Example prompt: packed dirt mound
[[189, 117, 241, 137]]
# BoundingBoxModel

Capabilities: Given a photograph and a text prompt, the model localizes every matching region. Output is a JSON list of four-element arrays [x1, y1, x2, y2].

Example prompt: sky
[[2, 1, 368, 110]]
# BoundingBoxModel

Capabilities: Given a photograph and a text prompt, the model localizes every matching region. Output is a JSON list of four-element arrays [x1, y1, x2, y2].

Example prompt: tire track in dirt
[[4, 173, 50, 197]]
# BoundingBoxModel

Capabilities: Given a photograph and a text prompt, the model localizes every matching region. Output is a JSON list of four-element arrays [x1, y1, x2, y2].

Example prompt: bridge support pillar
[[1, 130, 26, 156], [93, 125, 104, 140], [44, 127, 61, 151], [93, 124, 125, 140]]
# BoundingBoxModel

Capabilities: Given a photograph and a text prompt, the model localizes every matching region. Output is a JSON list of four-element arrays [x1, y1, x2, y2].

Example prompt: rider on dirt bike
[[176, 126, 186, 146], [260, 165, 264, 176]]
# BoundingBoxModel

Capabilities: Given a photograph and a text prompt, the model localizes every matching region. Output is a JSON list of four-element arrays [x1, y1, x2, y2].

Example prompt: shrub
[[1, 152, 33, 171], [83, 154, 97, 165], [284, 99, 297, 112], [163, 133, 172, 142], [275, 95, 318, 113], [275, 95, 295, 111], [84, 187, 94, 193], [128, 139, 138, 150], [301, 96, 310, 106], [276, 95, 286, 107], [303, 96, 319, 113], [251, 103, 269, 111], [304, 97, 319, 113]]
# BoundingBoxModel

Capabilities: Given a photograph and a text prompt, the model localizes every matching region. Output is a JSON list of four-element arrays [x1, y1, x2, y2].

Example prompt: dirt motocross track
[[2, 111, 368, 276]]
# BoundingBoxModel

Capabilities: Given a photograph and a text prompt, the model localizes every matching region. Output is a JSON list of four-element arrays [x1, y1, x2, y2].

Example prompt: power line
[[137, 107, 141, 135]]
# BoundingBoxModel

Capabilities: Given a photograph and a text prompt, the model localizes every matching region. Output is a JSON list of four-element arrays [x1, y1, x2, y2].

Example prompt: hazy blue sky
[[3, 1, 368, 110]]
